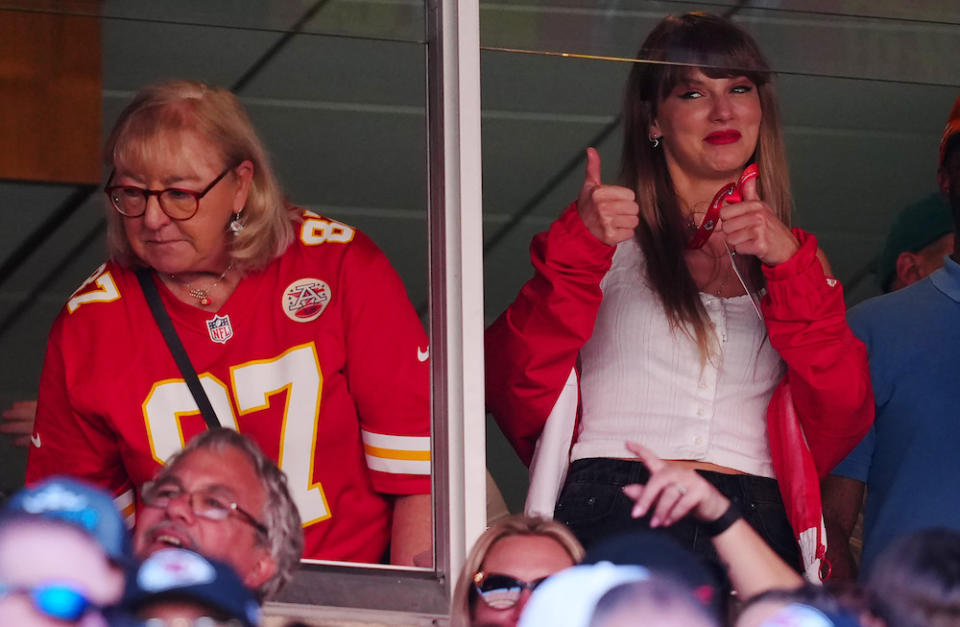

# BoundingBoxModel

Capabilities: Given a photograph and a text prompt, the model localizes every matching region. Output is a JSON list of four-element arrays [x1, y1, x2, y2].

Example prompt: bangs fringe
[[638, 12, 772, 104], [109, 101, 219, 173]]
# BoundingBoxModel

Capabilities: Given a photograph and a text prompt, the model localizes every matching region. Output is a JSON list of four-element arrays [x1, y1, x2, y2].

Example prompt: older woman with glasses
[[26, 80, 432, 568]]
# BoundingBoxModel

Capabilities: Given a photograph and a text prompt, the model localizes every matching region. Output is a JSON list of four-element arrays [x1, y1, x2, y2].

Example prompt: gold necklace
[[168, 262, 233, 306], [702, 254, 738, 297], [712, 267, 731, 296]]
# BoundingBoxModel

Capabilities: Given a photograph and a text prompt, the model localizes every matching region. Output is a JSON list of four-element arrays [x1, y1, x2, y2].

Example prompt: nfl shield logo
[[206, 314, 233, 344]]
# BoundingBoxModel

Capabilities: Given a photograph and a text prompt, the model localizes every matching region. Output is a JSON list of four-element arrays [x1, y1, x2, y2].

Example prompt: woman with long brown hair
[[485, 12, 873, 580]]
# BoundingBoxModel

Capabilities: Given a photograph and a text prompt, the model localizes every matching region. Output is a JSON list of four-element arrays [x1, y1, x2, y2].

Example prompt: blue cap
[[123, 548, 260, 627], [3, 476, 134, 564]]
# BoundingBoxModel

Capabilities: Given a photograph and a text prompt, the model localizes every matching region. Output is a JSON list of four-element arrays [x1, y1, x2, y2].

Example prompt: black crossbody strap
[[136, 268, 222, 430]]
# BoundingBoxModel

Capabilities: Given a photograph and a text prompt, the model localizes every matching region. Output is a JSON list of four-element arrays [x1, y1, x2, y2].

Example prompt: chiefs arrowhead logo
[[283, 278, 332, 323]]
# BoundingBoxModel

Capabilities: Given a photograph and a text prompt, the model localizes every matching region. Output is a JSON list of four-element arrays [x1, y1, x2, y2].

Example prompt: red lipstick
[[704, 130, 741, 145]]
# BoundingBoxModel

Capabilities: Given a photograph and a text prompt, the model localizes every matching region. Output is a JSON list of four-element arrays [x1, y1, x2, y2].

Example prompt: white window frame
[[266, 0, 486, 622]]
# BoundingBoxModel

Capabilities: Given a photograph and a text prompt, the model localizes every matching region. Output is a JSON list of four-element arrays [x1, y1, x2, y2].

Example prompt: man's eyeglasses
[[104, 164, 237, 221], [141, 480, 268, 536], [472, 572, 549, 609], [0, 582, 99, 621]]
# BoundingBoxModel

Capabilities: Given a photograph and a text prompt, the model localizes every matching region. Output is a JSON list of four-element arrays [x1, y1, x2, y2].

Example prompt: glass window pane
[[480, 0, 960, 516], [0, 0, 424, 41], [0, 2, 459, 621]]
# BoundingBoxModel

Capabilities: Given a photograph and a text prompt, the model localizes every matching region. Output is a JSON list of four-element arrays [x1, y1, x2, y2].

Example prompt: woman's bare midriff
[[616, 458, 746, 475], [665, 459, 746, 474]]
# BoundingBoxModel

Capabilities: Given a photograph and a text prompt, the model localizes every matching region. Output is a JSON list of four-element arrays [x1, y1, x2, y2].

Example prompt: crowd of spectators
[[457, 514, 960, 627], [0, 474, 270, 625], [7, 439, 960, 626]]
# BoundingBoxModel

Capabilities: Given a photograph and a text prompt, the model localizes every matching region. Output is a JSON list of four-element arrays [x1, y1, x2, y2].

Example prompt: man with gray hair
[[132, 428, 303, 601]]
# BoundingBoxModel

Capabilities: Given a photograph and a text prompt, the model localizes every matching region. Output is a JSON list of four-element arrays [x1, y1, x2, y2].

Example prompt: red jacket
[[485, 203, 874, 579]]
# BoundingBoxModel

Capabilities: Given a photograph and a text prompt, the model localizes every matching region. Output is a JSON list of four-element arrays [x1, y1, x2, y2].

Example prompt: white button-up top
[[572, 238, 783, 477]]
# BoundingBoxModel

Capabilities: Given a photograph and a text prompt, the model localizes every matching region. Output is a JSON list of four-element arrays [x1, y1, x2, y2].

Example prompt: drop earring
[[229, 211, 245, 234], [649, 135, 661, 149]]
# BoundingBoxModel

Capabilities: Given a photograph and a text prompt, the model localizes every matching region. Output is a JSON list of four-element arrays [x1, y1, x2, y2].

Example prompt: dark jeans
[[554, 458, 803, 574]]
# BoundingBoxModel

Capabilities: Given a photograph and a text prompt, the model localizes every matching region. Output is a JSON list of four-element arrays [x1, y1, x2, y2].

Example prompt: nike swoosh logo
[[417, 346, 429, 362], [31, 433, 41, 448]]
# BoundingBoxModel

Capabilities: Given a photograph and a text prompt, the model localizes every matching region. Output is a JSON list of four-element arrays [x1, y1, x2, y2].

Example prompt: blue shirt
[[833, 256, 960, 577]]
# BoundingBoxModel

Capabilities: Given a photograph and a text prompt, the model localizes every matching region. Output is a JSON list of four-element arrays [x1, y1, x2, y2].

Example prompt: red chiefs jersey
[[27, 211, 431, 563]]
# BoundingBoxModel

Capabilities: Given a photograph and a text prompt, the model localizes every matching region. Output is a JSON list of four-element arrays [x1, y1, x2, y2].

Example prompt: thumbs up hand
[[576, 148, 640, 246], [718, 174, 799, 266]]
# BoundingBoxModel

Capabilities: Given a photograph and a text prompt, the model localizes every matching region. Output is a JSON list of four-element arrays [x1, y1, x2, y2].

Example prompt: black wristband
[[702, 501, 742, 537]]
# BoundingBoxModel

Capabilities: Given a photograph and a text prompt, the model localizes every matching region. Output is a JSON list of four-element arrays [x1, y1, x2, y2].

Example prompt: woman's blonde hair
[[620, 13, 792, 361], [103, 80, 297, 271], [449, 514, 585, 626]]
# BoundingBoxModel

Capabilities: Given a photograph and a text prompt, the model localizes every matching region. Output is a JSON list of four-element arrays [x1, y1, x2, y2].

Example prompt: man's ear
[[242, 547, 277, 594], [895, 251, 924, 288]]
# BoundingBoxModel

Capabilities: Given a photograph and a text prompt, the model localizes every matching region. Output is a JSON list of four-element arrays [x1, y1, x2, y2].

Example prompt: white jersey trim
[[361, 430, 431, 475], [114, 488, 136, 528]]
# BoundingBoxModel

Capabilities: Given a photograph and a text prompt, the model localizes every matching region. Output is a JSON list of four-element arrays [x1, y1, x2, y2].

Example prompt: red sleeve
[[484, 202, 615, 465], [341, 233, 431, 495], [762, 229, 875, 477], [27, 311, 135, 500]]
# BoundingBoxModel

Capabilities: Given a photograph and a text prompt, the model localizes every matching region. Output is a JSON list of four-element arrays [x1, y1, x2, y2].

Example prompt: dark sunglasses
[[472, 572, 549, 609], [0, 581, 98, 621]]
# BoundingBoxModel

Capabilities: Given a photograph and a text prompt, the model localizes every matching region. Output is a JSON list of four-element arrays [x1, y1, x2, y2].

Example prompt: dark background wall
[[1, 1, 958, 513]]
